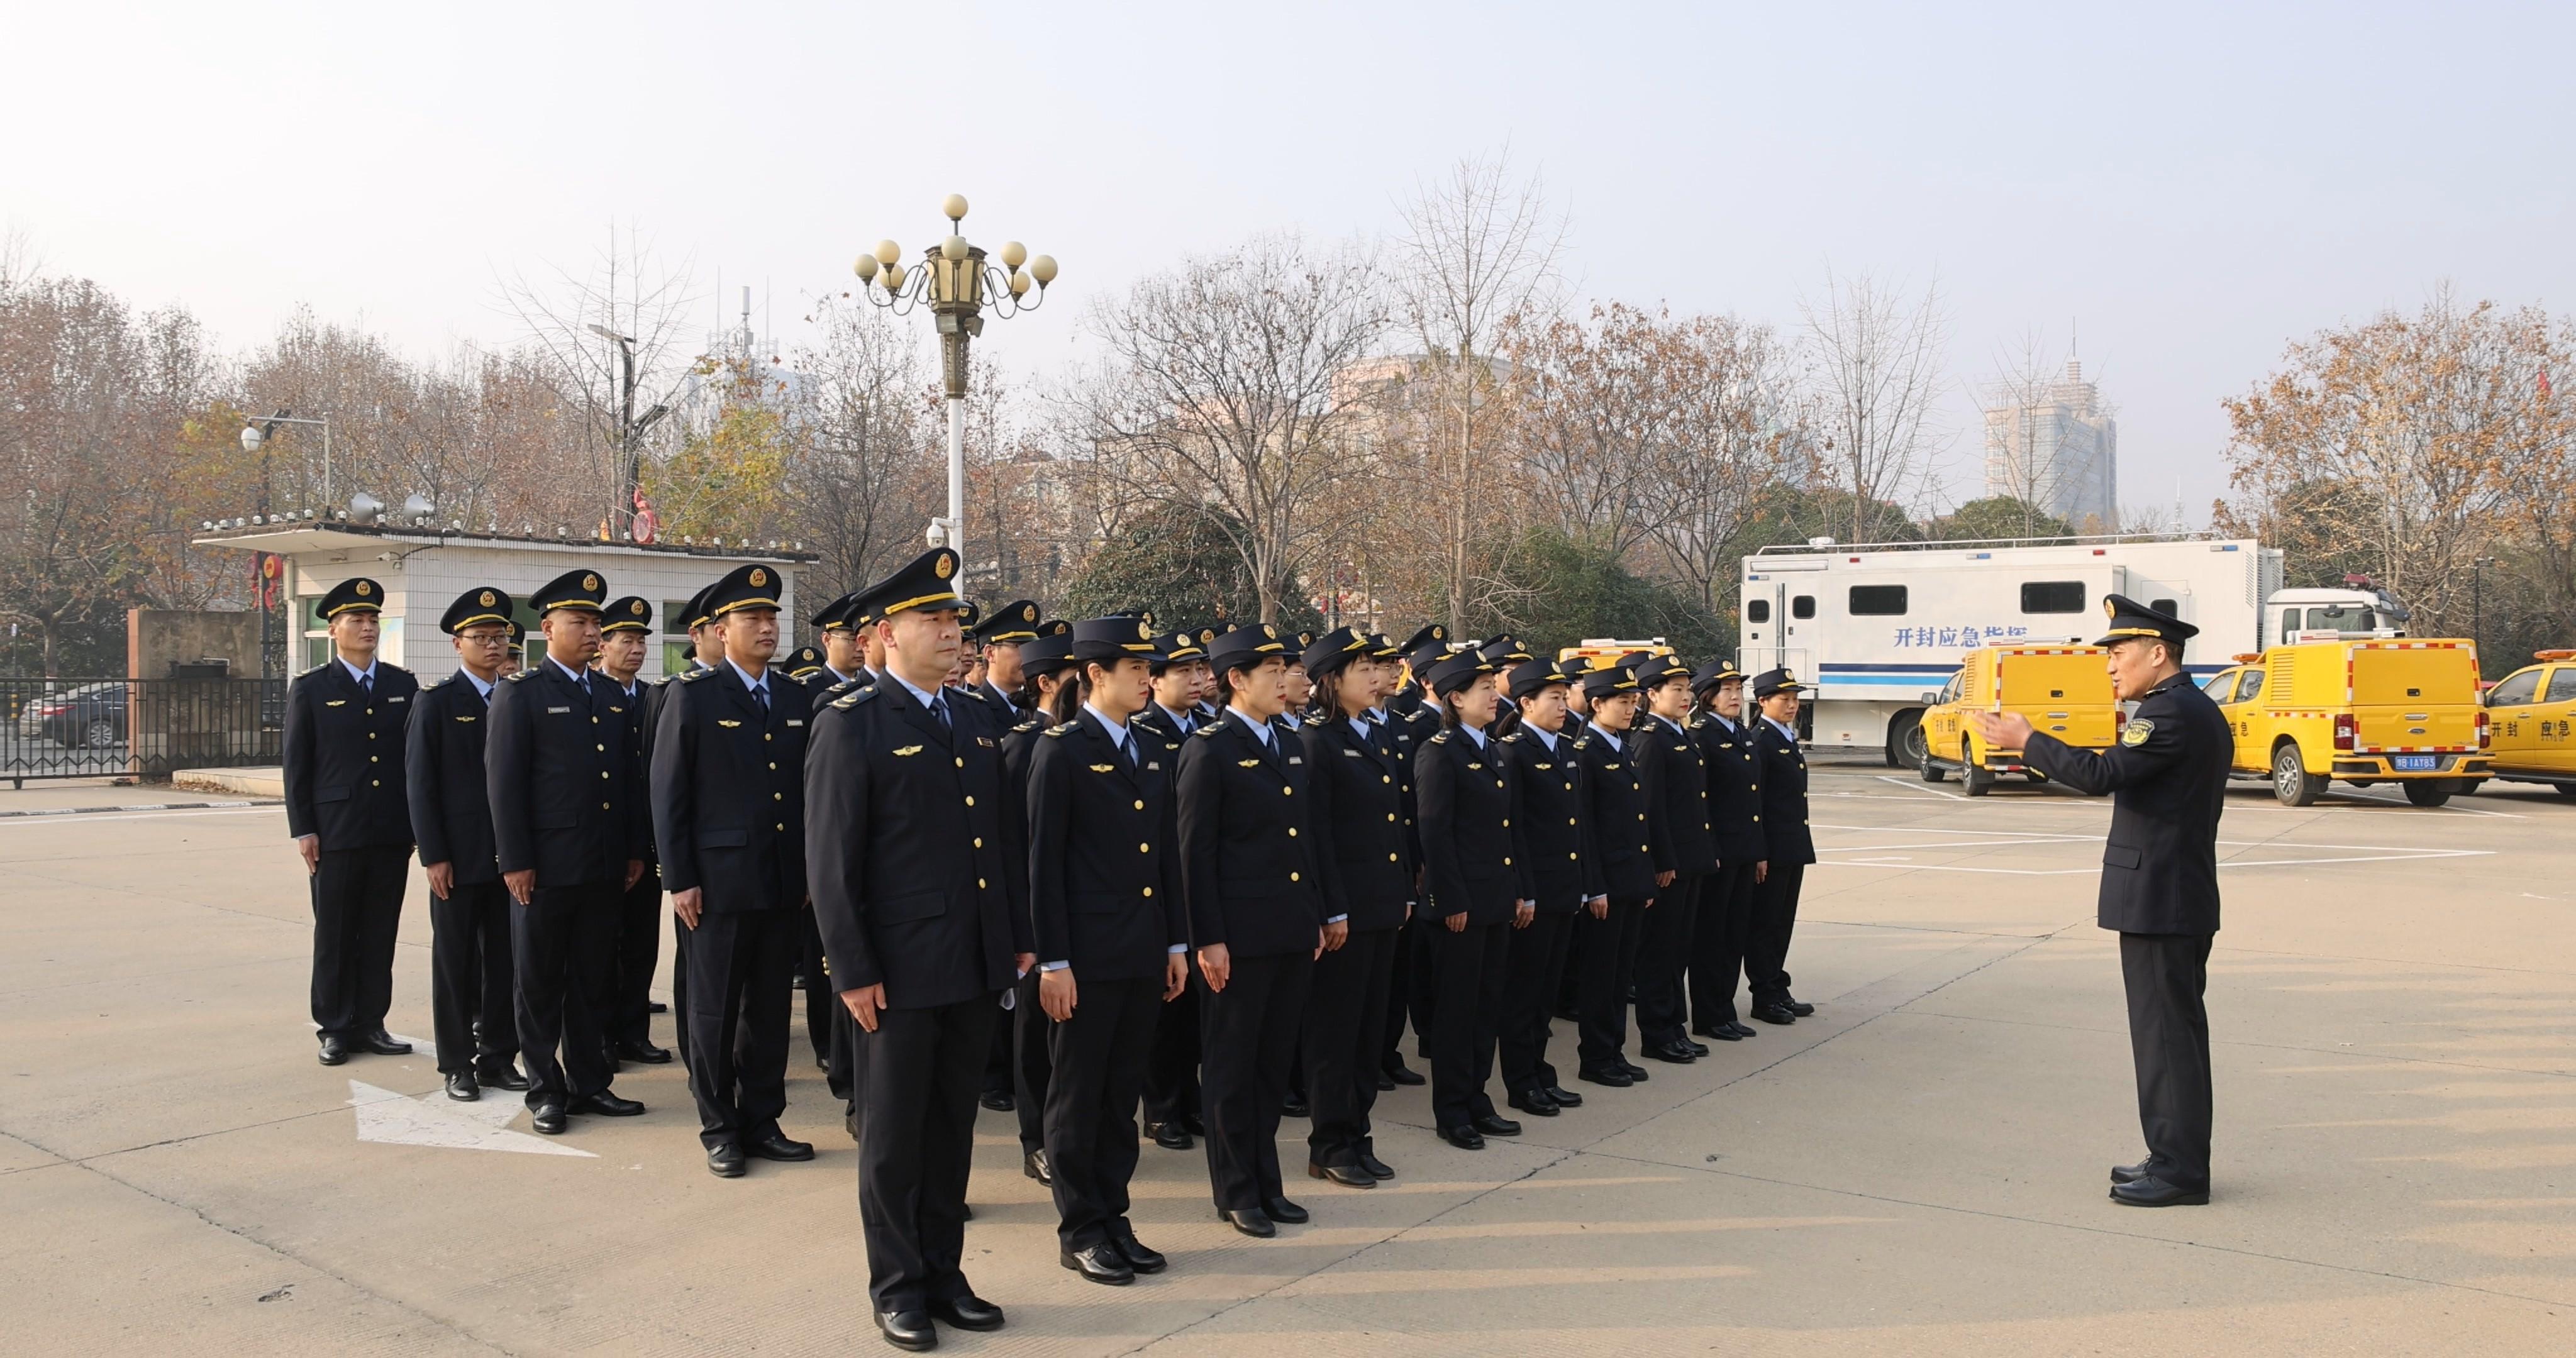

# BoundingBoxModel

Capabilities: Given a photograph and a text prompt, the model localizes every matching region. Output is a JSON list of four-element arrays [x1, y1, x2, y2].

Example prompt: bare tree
[[782, 293, 938, 599], [1969, 330, 2079, 534], [1641, 315, 1813, 612], [1801, 268, 1948, 543]]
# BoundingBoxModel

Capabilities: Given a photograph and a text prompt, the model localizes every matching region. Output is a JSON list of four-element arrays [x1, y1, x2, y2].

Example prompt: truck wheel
[[1961, 744, 1994, 797], [2448, 777, 2478, 797], [1921, 757, 1946, 783], [1890, 711, 1927, 771], [2272, 742, 2322, 807], [2402, 780, 2453, 809], [2557, 783, 2576, 798]]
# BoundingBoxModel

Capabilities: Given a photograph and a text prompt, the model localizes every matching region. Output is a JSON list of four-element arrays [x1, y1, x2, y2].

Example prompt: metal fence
[[2, 677, 286, 785]]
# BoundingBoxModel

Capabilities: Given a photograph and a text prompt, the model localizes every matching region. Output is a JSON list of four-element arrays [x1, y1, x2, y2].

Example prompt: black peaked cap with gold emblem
[[1749, 666, 1807, 698], [703, 563, 783, 620], [972, 600, 1043, 644], [1151, 629, 1206, 670], [783, 644, 825, 677], [853, 548, 965, 622], [1021, 620, 1080, 675], [530, 568, 606, 614], [600, 596, 653, 634], [1690, 657, 1746, 695], [1581, 663, 1640, 700], [440, 586, 513, 635], [1477, 634, 1535, 665], [669, 582, 713, 636], [1070, 615, 1166, 664], [812, 588, 865, 634], [319, 577, 385, 619], [1509, 656, 1575, 700], [1207, 622, 1291, 673], [1424, 651, 1496, 698], [1301, 626, 1370, 679], [2095, 593, 2197, 649]]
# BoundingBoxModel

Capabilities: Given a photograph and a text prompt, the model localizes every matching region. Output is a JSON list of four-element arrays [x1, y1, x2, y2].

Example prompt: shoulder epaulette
[[298, 662, 330, 680], [1011, 717, 1041, 734], [504, 668, 536, 683], [832, 686, 882, 710], [1194, 722, 1224, 738], [1501, 732, 1521, 743], [1573, 736, 1593, 750], [953, 686, 989, 704], [1043, 721, 1077, 738], [677, 666, 715, 683], [1427, 731, 1450, 744]]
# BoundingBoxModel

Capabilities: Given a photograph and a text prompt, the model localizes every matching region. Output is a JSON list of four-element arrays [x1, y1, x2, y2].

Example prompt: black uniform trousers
[[1143, 959, 1202, 1131], [614, 864, 661, 1047], [428, 880, 516, 1075], [1687, 860, 1758, 1031], [1574, 895, 1648, 1072], [1199, 951, 1310, 1211], [1305, 925, 1397, 1169], [309, 845, 409, 1041], [1633, 871, 1702, 1047], [982, 1002, 1016, 1100], [2121, 932, 2214, 1190], [1427, 919, 1511, 1132], [670, 910, 694, 1071], [1745, 864, 1806, 1010], [1498, 910, 1577, 1097], [1011, 972, 1053, 1156], [801, 908, 836, 1069], [1043, 975, 1161, 1250], [512, 881, 619, 1105], [1402, 914, 1440, 1056], [680, 908, 796, 1151], [1380, 920, 1416, 1069], [856, 995, 999, 1311]]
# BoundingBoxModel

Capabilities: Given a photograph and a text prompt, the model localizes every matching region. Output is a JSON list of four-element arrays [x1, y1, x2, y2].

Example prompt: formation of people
[[281, 547, 1818, 1352]]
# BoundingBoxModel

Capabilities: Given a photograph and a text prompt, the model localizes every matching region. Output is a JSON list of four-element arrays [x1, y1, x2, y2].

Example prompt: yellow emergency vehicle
[[2197, 638, 2491, 807], [1555, 638, 1675, 670], [2477, 649, 2576, 795], [1917, 644, 2120, 795]]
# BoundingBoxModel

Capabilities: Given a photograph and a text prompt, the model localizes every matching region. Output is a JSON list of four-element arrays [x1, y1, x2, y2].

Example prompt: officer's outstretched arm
[[2019, 710, 2185, 796]]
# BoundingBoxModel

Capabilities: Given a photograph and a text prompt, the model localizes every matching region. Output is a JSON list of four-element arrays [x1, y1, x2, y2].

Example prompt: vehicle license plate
[[2393, 755, 2436, 771]]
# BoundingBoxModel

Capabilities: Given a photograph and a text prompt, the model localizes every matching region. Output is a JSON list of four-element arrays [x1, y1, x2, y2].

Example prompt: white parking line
[[2321, 788, 2524, 819], [0, 806, 282, 827], [1873, 775, 1966, 801]]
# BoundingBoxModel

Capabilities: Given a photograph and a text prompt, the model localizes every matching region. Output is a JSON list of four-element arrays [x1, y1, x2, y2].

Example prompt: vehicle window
[[2488, 670, 2541, 706], [2236, 670, 2264, 703], [1791, 595, 1816, 620], [1848, 585, 1907, 616], [1941, 673, 1963, 703], [2020, 581, 2085, 614], [2201, 671, 2240, 702], [2548, 669, 2576, 705], [1745, 599, 1771, 624], [2304, 605, 2373, 631], [2281, 609, 2300, 638]]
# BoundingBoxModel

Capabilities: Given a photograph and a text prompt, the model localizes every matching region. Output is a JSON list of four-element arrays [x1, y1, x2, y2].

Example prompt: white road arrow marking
[[346, 1080, 596, 1157]]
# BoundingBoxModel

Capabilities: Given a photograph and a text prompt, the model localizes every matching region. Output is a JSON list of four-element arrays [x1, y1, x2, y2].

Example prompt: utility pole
[[587, 325, 670, 539]]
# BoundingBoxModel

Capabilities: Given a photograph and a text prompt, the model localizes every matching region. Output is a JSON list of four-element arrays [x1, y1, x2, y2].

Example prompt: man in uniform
[[972, 600, 1041, 719], [1633, 654, 1716, 1065], [487, 568, 650, 1135], [811, 590, 870, 689], [597, 596, 672, 1068], [653, 564, 816, 1178], [807, 548, 1032, 1350], [1134, 628, 1212, 1150], [1687, 660, 1764, 1044], [656, 582, 720, 1068], [407, 587, 526, 1098], [282, 577, 419, 1066], [1974, 596, 2229, 1208]]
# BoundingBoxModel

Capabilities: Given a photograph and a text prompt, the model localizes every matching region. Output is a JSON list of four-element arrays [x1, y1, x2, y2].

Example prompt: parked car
[[28, 682, 127, 748]]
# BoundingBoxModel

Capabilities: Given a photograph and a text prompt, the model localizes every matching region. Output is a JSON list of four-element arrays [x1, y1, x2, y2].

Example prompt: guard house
[[191, 521, 816, 684]]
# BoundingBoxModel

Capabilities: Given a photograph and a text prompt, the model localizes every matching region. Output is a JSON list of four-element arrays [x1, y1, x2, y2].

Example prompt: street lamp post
[[2473, 555, 2499, 678], [853, 194, 1058, 571], [585, 324, 672, 540], [240, 410, 334, 504]]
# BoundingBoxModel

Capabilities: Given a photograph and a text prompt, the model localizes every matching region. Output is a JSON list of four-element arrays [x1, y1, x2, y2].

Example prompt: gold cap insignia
[[1781, 669, 1796, 682], [582, 573, 599, 591], [934, 555, 954, 580], [2102, 598, 2118, 619], [1022, 604, 1036, 621], [750, 568, 767, 587], [630, 599, 645, 615], [354, 581, 372, 597], [478, 589, 495, 607], [1199, 628, 1215, 643], [1431, 626, 1444, 639], [1138, 621, 1152, 639]]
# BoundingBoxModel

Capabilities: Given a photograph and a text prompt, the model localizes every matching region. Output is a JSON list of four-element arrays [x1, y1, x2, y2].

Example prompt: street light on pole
[[853, 193, 1058, 572], [2473, 555, 2499, 679], [240, 410, 335, 505], [585, 324, 672, 539]]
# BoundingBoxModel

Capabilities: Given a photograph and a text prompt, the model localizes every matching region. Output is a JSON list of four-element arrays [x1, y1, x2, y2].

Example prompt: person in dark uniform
[[799, 588, 872, 1095], [487, 568, 650, 1135], [1177, 623, 1325, 1237], [972, 600, 1041, 720], [655, 582, 719, 1071], [782, 644, 826, 681], [1497, 660, 1602, 1117], [1477, 634, 1534, 724], [653, 565, 816, 1178], [282, 577, 419, 1066], [810, 590, 870, 690], [1296, 627, 1409, 1188], [1028, 617, 1190, 1284], [1362, 632, 1429, 1090], [406, 587, 526, 1099], [1631, 655, 1715, 1064], [1572, 665, 1657, 1087], [992, 618, 1074, 1168], [1134, 628, 1211, 1151], [1414, 651, 1532, 1149], [1743, 668, 1817, 1027], [1687, 660, 1765, 1043], [1389, 629, 1452, 1076], [1384, 622, 1445, 717], [1974, 596, 2229, 1208], [806, 548, 1033, 1350], [596, 595, 673, 1068]]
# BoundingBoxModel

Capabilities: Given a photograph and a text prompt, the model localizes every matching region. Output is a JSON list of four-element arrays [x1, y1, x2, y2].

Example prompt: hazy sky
[[9, 2, 2572, 522]]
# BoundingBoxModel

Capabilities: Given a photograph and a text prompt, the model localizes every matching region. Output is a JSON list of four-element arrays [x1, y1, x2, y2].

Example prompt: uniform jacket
[[1575, 726, 1657, 901], [405, 673, 497, 883], [486, 658, 648, 888], [2018, 672, 2229, 934], [282, 659, 419, 850], [1638, 714, 1719, 878], [1299, 712, 1413, 932], [1692, 713, 1770, 864], [651, 663, 810, 912], [1753, 719, 1816, 865], [804, 678, 1032, 1008], [1001, 711, 1052, 790], [1026, 711, 1187, 981], [1175, 713, 1324, 959], [978, 680, 1025, 726], [1414, 726, 1532, 925], [1504, 726, 1601, 912]]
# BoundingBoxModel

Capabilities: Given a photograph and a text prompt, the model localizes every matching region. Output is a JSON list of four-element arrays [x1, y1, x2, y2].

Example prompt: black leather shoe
[[1281, 1091, 1310, 1117], [1179, 1112, 1206, 1135], [930, 1295, 1003, 1331], [1023, 1149, 1052, 1185], [874, 1308, 936, 1350], [1147, 1121, 1194, 1151], [845, 1106, 860, 1141], [1683, 1038, 1711, 1057], [1382, 1060, 1426, 1086], [357, 1030, 413, 1056], [1701, 1024, 1743, 1042], [708, 1144, 747, 1178], [1375, 1071, 1397, 1091], [616, 1039, 672, 1064], [1472, 1113, 1522, 1137], [569, 1091, 645, 1117], [648, 1000, 669, 1013], [979, 1090, 1014, 1112], [316, 1035, 348, 1066], [747, 1132, 814, 1162], [1439, 1125, 1486, 1150], [1543, 1085, 1584, 1108], [1357, 1149, 1396, 1179], [1221, 1206, 1275, 1237], [1577, 1066, 1632, 1088], [1309, 1160, 1375, 1188], [1506, 1088, 1559, 1117], [1643, 1040, 1697, 1064], [1726, 1021, 1756, 1039], [1618, 1060, 1652, 1081], [530, 1102, 568, 1135], [1785, 999, 1816, 1017], [476, 1063, 530, 1091], [1751, 1004, 1799, 1025], [1263, 1196, 1309, 1223], [2111, 1157, 2161, 1185], [443, 1072, 480, 1101], [2110, 1175, 2209, 1206], [1061, 1244, 1133, 1285], [1109, 1226, 1167, 1273]]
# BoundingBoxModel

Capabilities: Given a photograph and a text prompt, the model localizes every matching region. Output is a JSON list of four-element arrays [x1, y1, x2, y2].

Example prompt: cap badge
[[479, 589, 496, 607], [582, 573, 599, 591], [354, 581, 372, 597], [1431, 626, 1444, 639], [1023, 604, 1036, 621], [934, 555, 955, 580], [2102, 598, 2118, 619], [630, 599, 645, 615], [1263, 624, 1277, 640], [1137, 621, 1152, 639], [750, 568, 767, 587]]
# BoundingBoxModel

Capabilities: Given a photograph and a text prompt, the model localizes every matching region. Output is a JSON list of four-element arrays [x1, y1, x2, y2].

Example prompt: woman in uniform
[[1497, 661, 1602, 1117], [1414, 651, 1533, 1149]]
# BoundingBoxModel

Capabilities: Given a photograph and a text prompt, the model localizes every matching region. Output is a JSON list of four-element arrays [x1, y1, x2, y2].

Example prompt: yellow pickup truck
[[2199, 639, 2491, 807], [2477, 649, 2576, 795], [1918, 645, 2120, 796]]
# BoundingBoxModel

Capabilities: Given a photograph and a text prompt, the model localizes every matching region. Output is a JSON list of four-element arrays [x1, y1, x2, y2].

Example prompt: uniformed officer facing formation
[[406, 587, 526, 1100], [487, 568, 650, 1135], [284, 577, 420, 1066], [653, 564, 817, 1178], [598, 596, 672, 1068], [1974, 595, 2229, 1208], [806, 548, 1032, 1351], [1744, 668, 1817, 1027]]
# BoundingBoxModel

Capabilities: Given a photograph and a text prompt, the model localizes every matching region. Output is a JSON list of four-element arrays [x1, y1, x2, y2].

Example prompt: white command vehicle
[[1738, 535, 2285, 765]]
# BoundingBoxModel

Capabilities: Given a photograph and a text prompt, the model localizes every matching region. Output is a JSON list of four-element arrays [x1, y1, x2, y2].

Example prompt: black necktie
[[359, 671, 372, 696], [930, 693, 950, 731], [754, 683, 769, 714], [1123, 732, 1140, 768]]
